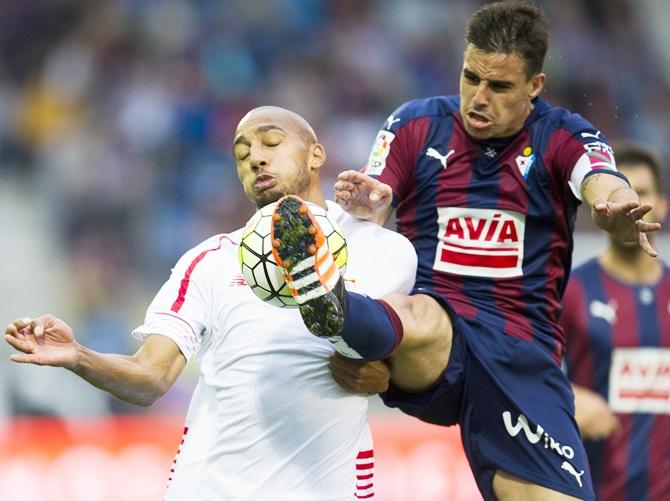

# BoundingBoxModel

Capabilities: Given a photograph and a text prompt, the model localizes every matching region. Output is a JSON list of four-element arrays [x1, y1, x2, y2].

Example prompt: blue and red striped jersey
[[364, 95, 617, 356], [562, 258, 670, 500]]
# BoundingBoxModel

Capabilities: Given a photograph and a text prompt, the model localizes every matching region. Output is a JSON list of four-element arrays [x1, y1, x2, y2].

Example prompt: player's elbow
[[126, 382, 169, 407]]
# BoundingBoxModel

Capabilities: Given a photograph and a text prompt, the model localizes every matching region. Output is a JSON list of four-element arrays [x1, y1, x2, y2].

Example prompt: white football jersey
[[133, 200, 417, 501]]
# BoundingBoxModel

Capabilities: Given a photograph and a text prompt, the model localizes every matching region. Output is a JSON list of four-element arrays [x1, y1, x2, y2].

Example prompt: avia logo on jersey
[[580, 131, 616, 170], [609, 348, 670, 414], [228, 274, 248, 287], [434, 207, 525, 278], [589, 299, 617, 325], [502, 411, 584, 488], [365, 130, 396, 176]]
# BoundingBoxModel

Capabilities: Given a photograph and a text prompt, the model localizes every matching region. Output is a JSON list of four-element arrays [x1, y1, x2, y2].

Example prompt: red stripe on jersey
[[356, 462, 374, 470], [440, 248, 518, 268], [443, 240, 519, 253], [598, 414, 633, 501], [355, 494, 374, 499], [602, 274, 639, 347], [171, 235, 236, 312], [648, 416, 670, 500], [356, 449, 374, 459], [357, 473, 373, 480], [166, 426, 189, 486], [561, 279, 595, 388], [386, 117, 431, 243], [656, 273, 670, 347]]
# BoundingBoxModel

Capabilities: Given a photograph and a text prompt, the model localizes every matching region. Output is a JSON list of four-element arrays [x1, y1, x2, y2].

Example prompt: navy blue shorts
[[381, 291, 594, 501]]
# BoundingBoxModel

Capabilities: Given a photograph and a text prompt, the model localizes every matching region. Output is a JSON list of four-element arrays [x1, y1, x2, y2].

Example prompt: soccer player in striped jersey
[[562, 142, 669, 500], [269, 3, 661, 501], [4, 106, 417, 500]]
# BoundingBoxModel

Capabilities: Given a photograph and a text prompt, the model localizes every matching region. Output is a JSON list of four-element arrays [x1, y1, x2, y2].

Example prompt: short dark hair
[[465, 1, 549, 79], [612, 141, 663, 194]]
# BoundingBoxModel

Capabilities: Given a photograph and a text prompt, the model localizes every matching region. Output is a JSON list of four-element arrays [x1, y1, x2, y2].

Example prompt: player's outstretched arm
[[334, 170, 393, 225], [582, 173, 661, 257], [5, 315, 186, 406]]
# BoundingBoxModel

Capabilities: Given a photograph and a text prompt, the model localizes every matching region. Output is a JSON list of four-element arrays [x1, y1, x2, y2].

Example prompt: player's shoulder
[[532, 98, 599, 136], [567, 257, 605, 291], [385, 95, 459, 132], [173, 230, 242, 271]]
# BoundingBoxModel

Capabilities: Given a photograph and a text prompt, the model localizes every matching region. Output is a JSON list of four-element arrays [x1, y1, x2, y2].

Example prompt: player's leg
[[380, 292, 453, 391], [271, 195, 452, 389], [493, 471, 586, 501]]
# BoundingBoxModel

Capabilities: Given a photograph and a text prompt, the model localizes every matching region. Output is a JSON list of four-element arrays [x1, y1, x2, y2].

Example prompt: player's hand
[[4, 315, 80, 370], [334, 170, 392, 221], [572, 385, 621, 440], [591, 198, 661, 257], [328, 352, 391, 394]]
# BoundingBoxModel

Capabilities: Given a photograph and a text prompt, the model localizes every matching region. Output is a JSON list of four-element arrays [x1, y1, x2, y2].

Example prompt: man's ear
[[310, 143, 326, 170], [529, 73, 545, 99]]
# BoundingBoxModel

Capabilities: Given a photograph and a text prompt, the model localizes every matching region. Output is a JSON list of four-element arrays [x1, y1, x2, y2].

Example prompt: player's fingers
[[613, 200, 640, 214], [369, 184, 392, 206], [636, 220, 661, 233], [4, 334, 35, 354], [591, 199, 609, 213], [29, 319, 45, 337], [337, 170, 365, 183], [330, 370, 357, 392], [9, 353, 44, 365], [328, 354, 362, 378], [638, 232, 658, 258], [334, 180, 355, 192], [627, 203, 652, 219], [7, 317, 31, 333]]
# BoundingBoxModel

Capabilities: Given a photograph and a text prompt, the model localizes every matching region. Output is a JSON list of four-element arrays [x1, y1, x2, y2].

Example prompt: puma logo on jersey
[[589, 299, 617, 325], [385, 114, 401, 128], [426, 147, 455, 169], [434, 207, 525, 278], [561, 461, 585, 488]]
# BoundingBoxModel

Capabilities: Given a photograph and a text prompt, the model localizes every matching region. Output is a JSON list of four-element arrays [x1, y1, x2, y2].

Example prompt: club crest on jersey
[[515, 146, 535, 179], [365, 130, 396, 176], [434, 207, 525, 278]]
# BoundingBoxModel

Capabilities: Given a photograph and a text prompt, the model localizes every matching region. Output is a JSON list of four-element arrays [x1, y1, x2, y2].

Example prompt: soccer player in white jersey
[[4, 106, 417, 500]]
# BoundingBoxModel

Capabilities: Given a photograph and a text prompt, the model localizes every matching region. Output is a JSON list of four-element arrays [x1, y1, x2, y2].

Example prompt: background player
[[562, 142, 669, 500], [4, 106, 417, 500], [270, 2, 661, 500]]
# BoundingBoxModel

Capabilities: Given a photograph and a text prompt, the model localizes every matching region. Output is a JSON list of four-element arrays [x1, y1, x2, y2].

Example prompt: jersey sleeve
[[132, 241, 217, 360], [549, 112, 620, 201], [362, 103, 431, 206]]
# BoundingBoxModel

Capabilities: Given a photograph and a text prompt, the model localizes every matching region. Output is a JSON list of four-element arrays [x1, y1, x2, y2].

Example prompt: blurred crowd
[[1, 0, 669, 418]]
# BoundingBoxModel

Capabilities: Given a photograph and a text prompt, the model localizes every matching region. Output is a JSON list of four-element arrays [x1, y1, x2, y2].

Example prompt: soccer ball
[[238, 201, 348, 308]]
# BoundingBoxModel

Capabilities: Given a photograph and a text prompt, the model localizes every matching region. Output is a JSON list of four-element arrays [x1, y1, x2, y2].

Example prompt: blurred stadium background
[[0, 1, 668, 499]]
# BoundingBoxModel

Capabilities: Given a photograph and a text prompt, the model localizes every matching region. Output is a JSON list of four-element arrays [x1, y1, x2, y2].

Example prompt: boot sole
[[271, 196, 345, 337]]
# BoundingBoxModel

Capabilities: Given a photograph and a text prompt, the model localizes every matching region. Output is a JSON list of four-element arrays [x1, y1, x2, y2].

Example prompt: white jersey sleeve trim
[[568, 151, 618, 201], [132, 311, 201, 359]]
